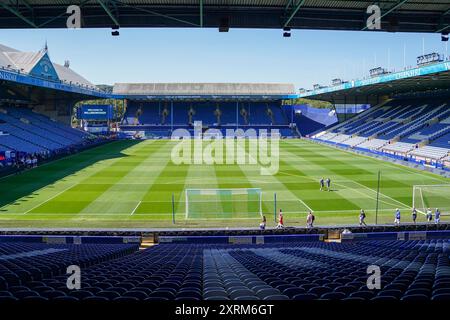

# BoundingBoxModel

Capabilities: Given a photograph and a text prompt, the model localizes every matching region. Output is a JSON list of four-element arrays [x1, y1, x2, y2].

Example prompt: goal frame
[[185, 188, 263, 219], [412, 184, 450, 215]]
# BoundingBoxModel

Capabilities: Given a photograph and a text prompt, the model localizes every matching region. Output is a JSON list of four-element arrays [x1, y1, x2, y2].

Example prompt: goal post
[[185, 188, 262, 220], [412, 185, 450, 215]]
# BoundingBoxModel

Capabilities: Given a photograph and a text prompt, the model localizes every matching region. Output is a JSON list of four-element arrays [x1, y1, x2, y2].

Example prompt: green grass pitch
[[0, 139, 448, 229]]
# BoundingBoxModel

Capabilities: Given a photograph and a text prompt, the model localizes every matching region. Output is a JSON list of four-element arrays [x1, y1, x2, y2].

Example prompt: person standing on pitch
[[412, 207, 417, 224], [426, 208, 433, 222], [394, 208, 401, 225], [326, 177, 331, 191], [319, 177, 324, 191], [260, 215, 267, 230], [276, 209, 284, 229], [306, 211, 313, 228], [435, 208, 441, 225], [359, 209, 367, 226]]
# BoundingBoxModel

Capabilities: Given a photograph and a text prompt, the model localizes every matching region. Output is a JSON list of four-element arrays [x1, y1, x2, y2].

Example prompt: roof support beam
[[0, 1, 37, 28], [16, 0, 33, 13], [38, 0, 92, 28], [436, 25, 449, 33], [436, 8, 450, 33], [284, 0, 294, 12], [97, 0, 120, 27], [362, 0, 410, 31], [200, 0, 203, 27], [283, 0, 306, 28], [119, 2, 200, 27]]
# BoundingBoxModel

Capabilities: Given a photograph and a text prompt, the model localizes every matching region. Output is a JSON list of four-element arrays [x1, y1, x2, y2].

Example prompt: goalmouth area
[[0, 138, 448, 229]]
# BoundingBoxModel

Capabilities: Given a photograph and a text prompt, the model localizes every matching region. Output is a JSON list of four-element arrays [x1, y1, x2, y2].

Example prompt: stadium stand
[[312, 96, 450, 169], [0, 235, 449, 301], [356, 139, 388, 150], [382, 142, 416, 155], [116, 83, 298, 138], [0, 106, 91, 154], [123, 101, 288, 127]]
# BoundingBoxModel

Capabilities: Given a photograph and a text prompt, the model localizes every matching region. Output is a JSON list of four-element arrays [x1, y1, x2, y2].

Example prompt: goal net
[[412, 185, 450, 215], [185, 188, 262, 219]]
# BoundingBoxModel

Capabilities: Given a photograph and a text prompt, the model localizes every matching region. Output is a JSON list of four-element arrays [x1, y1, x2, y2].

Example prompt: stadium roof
[[299, 61, 450, 104], [0, 1, 448, 33], [114, 82, 297, 99], [0, 42, 108, 98]]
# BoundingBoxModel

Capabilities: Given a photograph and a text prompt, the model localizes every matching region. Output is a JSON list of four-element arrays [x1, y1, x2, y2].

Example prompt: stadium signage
[[299, 61, 450, 97], [0, 70, 18, 82], [77, 104, 113, 120]]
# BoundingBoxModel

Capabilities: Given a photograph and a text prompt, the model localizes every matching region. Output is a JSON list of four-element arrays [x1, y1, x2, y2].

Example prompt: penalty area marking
[[298, 198, 314, 212]]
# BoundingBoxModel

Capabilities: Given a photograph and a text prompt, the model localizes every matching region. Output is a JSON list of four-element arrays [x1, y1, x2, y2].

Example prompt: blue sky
[[0, 28, 447, 90]]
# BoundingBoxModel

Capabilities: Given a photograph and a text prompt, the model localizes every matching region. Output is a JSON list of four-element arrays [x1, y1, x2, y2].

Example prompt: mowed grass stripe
[[213, 158, 257, 220], [232, 141, 309, 222], [0, 141, 141, 215], [184, 155, 221, 220], [280, 142, 404, 224], [287, 139, 448, 205], [287, 141, 413, 205], [0, 139, 448, 228], [283, 140, 448, 224], [26, 141, 160, 215], [75, 140, 172, 217], [133, 141, 190, 220]]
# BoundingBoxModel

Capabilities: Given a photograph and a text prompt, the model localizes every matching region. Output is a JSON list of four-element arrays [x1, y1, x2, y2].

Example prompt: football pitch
[[0, 139, 448, 229]]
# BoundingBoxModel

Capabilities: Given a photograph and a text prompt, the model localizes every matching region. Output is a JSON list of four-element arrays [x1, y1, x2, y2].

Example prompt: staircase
[[139, 236, 156, 250]]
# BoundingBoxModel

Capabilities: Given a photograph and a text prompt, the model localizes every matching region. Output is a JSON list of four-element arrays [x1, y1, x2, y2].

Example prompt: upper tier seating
[[431, 132, 450, 149]]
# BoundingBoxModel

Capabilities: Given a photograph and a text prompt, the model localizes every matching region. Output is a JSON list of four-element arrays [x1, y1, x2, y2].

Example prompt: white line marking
[[2, 207, 435, 216], [302, 139, 447, 182], [130, 201, 141, 216], [350, 180, 411, 209], [298, 199, 314, 212], [333, 181, 400, 208], [22, 184, 75, 215], [278, 170, 408, 210]]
